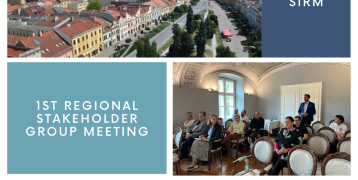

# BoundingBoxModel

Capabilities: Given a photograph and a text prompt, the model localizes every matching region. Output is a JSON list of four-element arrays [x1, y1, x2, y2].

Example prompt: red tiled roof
[[63, 8, 73, 13], [152, 0, 169, 8], [19, 30, 72, 57], [59, 19, 102, 37], [8, 5, 21, 13], [8, 35, 26, 45], [33, 16, 69, 27], [118, 6, 139, 16], [23, 7, 46, 17], [92, 17, 110, 31], [143, 1, 161, 8], [8, 46, 27, 57], [44, 9, 56, 15]]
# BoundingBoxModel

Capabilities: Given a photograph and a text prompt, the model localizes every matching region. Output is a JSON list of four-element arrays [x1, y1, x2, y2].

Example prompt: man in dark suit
[[245, 111, 264, 147], [298, 94, 316, 125]]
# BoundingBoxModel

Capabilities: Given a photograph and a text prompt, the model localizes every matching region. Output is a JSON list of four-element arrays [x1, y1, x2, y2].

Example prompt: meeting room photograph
[[172, 62, 351, 176]]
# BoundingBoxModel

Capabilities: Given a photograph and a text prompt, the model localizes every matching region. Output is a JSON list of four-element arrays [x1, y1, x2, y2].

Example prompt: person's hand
[[275, 149, 280, 154], [186, 133, 192, 138], [278, 149, 287, 154], [248, 127, 251, 130], [252, 128, 256, 131]]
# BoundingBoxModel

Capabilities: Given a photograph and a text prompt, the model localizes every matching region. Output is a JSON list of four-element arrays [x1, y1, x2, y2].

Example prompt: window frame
[[218, 78, 236, 122]]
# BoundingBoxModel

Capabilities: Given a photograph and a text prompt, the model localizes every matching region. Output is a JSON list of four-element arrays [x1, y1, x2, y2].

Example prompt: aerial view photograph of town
[[7, 0, 262, 58]]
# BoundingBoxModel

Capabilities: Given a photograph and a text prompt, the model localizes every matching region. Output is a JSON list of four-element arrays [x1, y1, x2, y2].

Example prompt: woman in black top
[[269, 116, 302, 175]]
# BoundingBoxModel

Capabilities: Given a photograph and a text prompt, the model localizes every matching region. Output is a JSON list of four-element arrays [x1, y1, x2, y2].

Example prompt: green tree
[[136, 42, 144, 57], [86, 0, 102, 10], [253, 41, 262, 57], [179, 31, 194, 57], [195, 20, 207, 57], [216, 45, 236, 57], [143, 38, 151, 57], [169, 24, 181, 57], [249, 29, 256, 37], [186, 5, 194, 34], [150, 41, 158, 57], [205, 18, 214, 39]]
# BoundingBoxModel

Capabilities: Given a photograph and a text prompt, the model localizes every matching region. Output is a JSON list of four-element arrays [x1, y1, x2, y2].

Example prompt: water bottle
[[245, 156, 249, 173]]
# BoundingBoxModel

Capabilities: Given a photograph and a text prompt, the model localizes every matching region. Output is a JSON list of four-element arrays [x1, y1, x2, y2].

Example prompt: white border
[[1, 0, 357, 179]]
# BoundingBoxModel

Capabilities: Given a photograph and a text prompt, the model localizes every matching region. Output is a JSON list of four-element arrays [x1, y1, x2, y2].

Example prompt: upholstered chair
[[321, 152, 351, 175], [329, 119, 335, 125], [208, 136, 222, 171], [312, 122, 325, 134], [305, 125, 314, 138], [287, 144, 318, 175], [307, 133, 330, 175], [318, 127, 336, 144], [173, 129, 183, 175], [225, 119, 233, 131], [231, 137, 273, 176], [337, 137, 351, 154], [344, 130, 351, 138]]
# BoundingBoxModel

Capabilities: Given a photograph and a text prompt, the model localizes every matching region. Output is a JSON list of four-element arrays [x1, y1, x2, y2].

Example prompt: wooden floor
[[173, 137, 290, 176]]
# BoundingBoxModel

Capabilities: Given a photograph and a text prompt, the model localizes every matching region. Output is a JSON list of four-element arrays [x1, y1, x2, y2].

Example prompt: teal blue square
[[7, 63, 167, 174]]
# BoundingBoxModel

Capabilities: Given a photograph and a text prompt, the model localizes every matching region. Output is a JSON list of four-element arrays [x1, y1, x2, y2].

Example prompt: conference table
[[264, 119, 280, 138]]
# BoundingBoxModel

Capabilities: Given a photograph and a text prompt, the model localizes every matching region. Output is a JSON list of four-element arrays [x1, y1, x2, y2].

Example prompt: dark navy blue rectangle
[[263, 0, 350, 57]]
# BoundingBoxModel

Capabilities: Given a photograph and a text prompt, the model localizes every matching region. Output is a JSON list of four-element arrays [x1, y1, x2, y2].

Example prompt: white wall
[[173, 86, 219, 131], [256, 64, 351, 129]]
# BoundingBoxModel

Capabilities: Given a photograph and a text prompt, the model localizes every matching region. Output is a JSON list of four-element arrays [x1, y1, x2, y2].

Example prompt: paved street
[[126, 0, 208, 58], [210, 1, 248, 57]]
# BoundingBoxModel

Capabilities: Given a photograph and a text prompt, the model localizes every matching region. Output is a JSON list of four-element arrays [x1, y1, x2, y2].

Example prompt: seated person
[[180, 111, 208, 160], [183, 112, 195, 132], [329, 115, 347, 153], [187, 114, 222, 173], [330, 115, 347, 140], [245, 111, 264, 147], [270, 116, 302, 175], [293, 115, 309, 144], [231, 109, 239, 121], [241, 110, 250, 128], [221, 114, 246, 157]]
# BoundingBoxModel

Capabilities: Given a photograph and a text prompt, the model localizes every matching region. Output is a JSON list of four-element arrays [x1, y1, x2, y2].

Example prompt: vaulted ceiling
[[173, 62, 351, 89]]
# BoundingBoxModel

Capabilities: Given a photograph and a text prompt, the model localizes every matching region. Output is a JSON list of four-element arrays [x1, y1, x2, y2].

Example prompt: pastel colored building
[[55, 18, 104, 57]]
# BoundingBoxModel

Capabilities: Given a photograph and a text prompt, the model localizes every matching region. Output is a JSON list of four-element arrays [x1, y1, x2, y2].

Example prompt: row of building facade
[[7, 0, 188, 57], [224, 0, 262, 34]]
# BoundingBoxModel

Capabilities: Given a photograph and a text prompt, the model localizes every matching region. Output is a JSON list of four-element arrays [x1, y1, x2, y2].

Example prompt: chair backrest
[[329, 119, 335, 125], [318, 127, 336, 144], [312, 121, 325, 134], [225, 119, 233, 129], [252, 136, 273, 165], [322, 152, 351, 175], [307, 133, 330, 159], [305, 125, 314, 137], [174, 129, 183, 149], [344, 130, 351, 138], [218, 118, 223, 126], [287, 144, 317, 175], [337, 137, 351, 154]]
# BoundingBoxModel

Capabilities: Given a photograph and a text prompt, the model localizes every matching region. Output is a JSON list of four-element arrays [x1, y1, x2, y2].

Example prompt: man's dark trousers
[[180, 137, 194, 158]]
